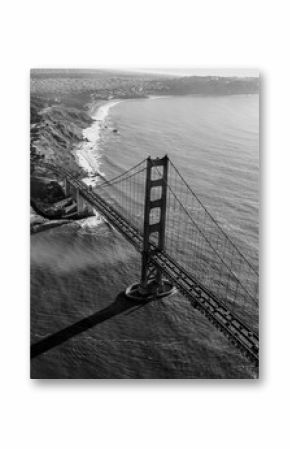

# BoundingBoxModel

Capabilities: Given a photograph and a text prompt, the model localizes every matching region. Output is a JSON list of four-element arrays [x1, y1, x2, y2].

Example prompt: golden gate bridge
[[36, 156, 259, 365]]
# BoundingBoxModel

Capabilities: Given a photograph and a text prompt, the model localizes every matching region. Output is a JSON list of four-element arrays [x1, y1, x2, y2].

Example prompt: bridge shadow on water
[[31, 293, 150, 359]]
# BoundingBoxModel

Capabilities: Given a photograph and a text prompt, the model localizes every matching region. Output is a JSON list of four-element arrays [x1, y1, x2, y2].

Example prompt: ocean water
[[101, 95, 259, 261], [31, 94, 259, 379]]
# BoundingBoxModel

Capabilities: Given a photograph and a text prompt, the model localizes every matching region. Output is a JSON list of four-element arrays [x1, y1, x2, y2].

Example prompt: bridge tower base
[[125, 156, 175, 301]]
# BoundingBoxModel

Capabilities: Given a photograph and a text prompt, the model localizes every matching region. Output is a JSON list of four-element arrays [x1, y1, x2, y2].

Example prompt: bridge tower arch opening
[[125, 155, 175, 301]]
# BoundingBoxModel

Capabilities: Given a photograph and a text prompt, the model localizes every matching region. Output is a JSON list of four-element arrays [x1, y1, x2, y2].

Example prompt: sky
[[114, 68, 259, 77]]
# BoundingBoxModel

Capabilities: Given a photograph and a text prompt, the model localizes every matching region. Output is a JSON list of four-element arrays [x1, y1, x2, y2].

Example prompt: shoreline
[[74, 99, 123, 186]]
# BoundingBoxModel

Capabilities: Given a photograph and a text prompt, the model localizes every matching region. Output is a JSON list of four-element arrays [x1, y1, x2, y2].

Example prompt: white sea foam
[[78, 214, 104, 230]]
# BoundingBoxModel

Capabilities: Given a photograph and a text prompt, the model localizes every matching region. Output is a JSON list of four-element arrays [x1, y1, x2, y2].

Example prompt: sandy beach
[[74, 100, 123, 186]]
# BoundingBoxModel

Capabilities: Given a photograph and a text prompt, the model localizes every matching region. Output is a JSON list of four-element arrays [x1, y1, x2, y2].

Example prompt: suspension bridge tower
[[125, 155, 175, 301]]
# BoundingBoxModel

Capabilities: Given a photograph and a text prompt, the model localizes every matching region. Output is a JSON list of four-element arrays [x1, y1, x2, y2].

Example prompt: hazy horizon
[[109, 67, 259, 78], [32, 68, 259, 78]]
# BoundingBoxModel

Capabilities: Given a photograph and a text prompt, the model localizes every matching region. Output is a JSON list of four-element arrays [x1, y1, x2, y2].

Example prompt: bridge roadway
[[41, 163, 259, 365]]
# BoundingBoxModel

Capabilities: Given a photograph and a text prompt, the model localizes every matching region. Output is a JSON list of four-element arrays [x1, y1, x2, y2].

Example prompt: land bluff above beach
[[30, 96, 123, 231]]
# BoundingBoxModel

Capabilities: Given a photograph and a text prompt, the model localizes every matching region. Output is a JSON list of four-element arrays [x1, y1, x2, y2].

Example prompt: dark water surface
[[31, 95, 259, 378]]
